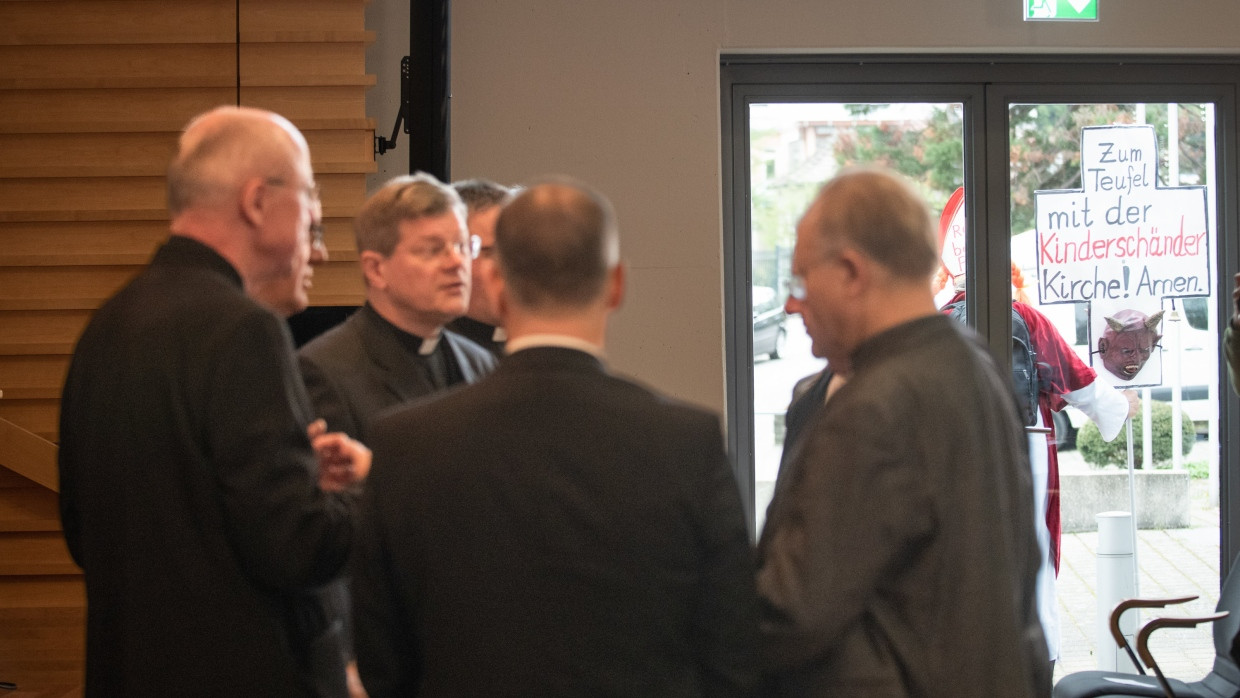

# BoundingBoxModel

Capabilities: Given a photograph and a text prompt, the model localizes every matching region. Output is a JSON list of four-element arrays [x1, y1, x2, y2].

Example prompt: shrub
[[1186, 460, 1209, 480], [1076, 399, 1195, 468]]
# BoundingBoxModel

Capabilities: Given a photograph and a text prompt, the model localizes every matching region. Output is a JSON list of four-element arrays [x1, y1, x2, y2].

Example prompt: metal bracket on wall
[[375, 56, 411, 156]]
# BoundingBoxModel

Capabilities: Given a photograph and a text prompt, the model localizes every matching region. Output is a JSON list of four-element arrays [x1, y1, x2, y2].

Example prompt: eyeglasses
[[409, 234, 482, 262], [476, 244, 496, 259], [309, 221, 325, 250], [265, 178, 321, 204], [787, 274, 807, 301]]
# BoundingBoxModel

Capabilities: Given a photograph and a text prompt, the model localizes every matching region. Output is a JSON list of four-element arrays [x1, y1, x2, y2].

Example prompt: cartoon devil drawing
[[1096, 308, 1164, 381]]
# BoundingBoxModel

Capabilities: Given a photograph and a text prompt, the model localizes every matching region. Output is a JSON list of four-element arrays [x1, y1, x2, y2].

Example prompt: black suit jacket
[[782, 368, 832, 465], [298, 304, 497, 441], [353, 346, 759, 697], [58, 236, 356, 697]]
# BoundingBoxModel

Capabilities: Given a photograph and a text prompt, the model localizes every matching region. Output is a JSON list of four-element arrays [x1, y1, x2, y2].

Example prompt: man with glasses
[[756, 168, 1049, 696], [252, 196, 328, 317], [58, 105, 369, 697], [296, 174, 495, 697], [298, 173, 497, 443], [447, 178, 516, 358]]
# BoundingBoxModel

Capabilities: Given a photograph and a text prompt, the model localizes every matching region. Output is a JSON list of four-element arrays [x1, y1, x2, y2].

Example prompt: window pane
[[748, 102, 964, 532], [1007, 102, 1220, 682]]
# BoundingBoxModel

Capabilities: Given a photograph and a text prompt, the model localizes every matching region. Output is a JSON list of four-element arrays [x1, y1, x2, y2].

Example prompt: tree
[[1008, 104, 1135, 232], [832, 104, 963, 216], [831, 102, 1209, 235], [749, 126, 819, 290]]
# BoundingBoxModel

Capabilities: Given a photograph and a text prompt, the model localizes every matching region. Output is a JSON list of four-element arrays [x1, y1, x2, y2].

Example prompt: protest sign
[[1034, 125, 1210, 386]]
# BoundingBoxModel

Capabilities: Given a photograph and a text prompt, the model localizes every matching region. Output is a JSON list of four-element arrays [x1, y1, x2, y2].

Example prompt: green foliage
[[1009, 103, 1209, 232], [832, 104, 963, 215], [829, 102, 1209, 235], [750, 180, 818, 253], [1185, 460, 1209, 480], [748, 125, 819, 255], [1077, 400, 1196, 468], [1009, 104, 1133, 232]]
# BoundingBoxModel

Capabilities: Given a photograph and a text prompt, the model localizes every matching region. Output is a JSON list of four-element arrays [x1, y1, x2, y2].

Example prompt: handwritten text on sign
[[1034, 125, 1210, 304]]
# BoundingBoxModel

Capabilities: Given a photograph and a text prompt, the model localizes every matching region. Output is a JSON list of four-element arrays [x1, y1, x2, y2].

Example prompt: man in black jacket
[[58, 106, 368, 697], [352, 178, 758, 697], [298, 173, 496, 443]]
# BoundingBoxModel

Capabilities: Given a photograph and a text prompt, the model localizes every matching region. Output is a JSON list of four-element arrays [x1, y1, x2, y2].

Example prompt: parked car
[[753, 285, 788, 361]]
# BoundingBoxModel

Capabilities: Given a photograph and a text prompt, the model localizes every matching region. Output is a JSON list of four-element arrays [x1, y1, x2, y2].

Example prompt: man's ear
[[486, 263, 509, 322], [239, 177, 266, 228], [359, 250, 386, 290], [835, 246, 867, 292], [605, 263, 625, 311]]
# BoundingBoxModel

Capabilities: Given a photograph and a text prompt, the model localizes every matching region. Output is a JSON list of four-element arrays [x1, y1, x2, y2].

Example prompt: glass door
[[1004, 100, 1221, 681], [723, 56, 1240, 688]]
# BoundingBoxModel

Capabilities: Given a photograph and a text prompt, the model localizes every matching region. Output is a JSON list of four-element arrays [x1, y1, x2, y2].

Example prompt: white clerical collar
[[419, 330, 441, 356], [493, 326, 508, 343], [505, 333, 604, 359]]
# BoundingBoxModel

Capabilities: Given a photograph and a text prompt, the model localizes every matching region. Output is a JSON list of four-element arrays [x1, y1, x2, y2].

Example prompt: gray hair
[[166, 106, 306, 216], [452, 178, 515, 213], [808, 167, 938, 281]]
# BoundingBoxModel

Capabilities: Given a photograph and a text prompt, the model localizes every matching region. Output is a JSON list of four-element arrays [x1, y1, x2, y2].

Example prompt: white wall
[[365, 1, 411, 192], [444, 0, 1240, 413]]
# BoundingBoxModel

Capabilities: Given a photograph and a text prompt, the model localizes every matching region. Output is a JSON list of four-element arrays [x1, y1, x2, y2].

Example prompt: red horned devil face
[[1097, 309, 1164, 381]]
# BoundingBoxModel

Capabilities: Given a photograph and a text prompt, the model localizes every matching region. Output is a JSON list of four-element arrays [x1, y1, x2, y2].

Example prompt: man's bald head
[[802, 167, 938, 281], [164, 106, 319, 303], [494, 179, 619, 312], [167, 106, 310, 216]]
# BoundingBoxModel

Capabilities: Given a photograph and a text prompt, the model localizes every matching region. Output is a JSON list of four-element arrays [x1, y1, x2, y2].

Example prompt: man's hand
[[1122, 389, 1139, 420], [307, 419, 371, 492]]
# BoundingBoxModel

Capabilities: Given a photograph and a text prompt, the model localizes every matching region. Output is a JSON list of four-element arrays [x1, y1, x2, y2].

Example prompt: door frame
[[720, 54, 1240, 570]]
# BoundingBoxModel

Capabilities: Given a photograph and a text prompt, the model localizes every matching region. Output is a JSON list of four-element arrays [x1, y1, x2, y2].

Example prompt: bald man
[[757, 168, 1047, 696], [251, 197, 328, 317], [59, 106, 366, 697], [351, 179, 757, 697]]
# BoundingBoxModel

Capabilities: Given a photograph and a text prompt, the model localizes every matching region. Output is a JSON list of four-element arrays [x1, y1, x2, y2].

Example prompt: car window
[[1182, 296, 1209, 332]]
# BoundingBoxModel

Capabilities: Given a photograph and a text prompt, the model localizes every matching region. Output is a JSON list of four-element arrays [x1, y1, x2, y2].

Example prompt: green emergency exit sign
[[1025, 0, 1098, 21]]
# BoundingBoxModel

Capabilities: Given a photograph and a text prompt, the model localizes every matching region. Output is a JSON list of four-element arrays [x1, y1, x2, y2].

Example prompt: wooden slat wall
[[0, 0, 240, 447], [240, 0, 375, 272], [0, 1, 374, 694]]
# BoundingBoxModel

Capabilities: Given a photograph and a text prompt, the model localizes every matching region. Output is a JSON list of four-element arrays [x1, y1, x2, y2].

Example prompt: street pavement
[[1053, 448, 1223, 686]]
